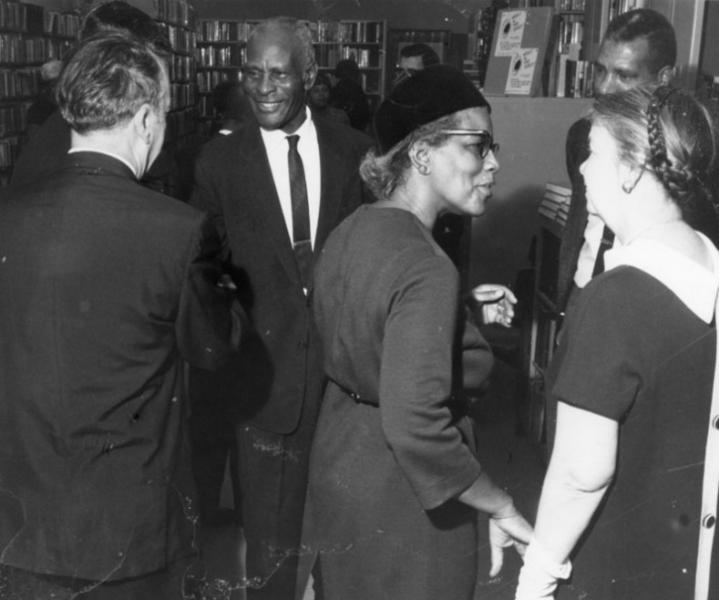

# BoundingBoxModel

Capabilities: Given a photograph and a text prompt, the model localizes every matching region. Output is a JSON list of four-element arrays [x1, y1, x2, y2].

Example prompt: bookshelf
[[195, 19, 387, 134], [0, 1, 78, 187], [156, 0, 198, 160], [0, 0, 198, 191], [523, 181, 571, 446]]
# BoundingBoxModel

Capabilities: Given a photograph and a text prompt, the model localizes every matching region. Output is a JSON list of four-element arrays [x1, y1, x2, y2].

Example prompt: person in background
[[209, 79, 251, 136], [330, 58, 371, 132], [306, 72, 350, 126], [394, 41, 440, 86], [515, 86, 719, 600], [556, 9, 678, 313], [0, 32, 244, 599], [297, 64, 531, 600], [9, 1, 175, 195], [25, 59, 62, 138], [190, 16, 373, 600]]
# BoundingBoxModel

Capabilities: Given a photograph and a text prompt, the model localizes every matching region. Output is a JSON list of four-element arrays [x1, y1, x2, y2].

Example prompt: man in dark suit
[[0, 33, 243, 599], [9, 1, 176, 195], [556, 9, 677, 313], [190, 16, 372, 600]]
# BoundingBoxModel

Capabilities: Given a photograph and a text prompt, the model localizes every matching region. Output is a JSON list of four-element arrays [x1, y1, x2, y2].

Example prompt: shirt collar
[[604, 232, 719, 323], [68, 147, 137, 178], [259, 107, 315, 146]]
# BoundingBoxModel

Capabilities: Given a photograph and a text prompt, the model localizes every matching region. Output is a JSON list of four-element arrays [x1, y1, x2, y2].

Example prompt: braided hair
[[592, 86, 718, 230]]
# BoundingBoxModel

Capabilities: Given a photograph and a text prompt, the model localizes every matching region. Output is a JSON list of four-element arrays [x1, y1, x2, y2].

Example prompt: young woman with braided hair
[[515, 85, 719, 600]]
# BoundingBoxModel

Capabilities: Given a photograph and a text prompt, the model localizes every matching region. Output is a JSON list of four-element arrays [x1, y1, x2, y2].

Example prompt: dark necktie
[[287, 134, 313, 289], [591, 225, 615, 278]]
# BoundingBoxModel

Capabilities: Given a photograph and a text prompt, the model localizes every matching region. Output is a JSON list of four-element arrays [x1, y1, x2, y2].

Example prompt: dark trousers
[[189, 371, 242, 523], [237, 399, 318, 600], [0, 558, 192, 600]]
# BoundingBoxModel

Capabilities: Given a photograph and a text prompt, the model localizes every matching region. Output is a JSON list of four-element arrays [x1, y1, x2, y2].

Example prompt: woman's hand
[[488, 505, 533, 578], [471, 284, 517, 327]]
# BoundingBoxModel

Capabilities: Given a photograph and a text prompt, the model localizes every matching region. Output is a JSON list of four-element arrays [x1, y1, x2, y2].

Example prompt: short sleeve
[[550, 275, 643, 422]]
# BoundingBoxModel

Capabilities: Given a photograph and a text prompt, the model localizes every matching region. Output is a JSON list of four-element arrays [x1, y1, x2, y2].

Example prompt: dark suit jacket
[[9, 111, 179, 197], [0, 152, 242, 580], [191, 117, 373, 434], [556, 117, 591, 313]]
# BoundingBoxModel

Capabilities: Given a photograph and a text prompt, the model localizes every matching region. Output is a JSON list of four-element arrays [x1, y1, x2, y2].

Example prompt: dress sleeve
[[379, 254, 482, 510], [550, 277, 642, 422]]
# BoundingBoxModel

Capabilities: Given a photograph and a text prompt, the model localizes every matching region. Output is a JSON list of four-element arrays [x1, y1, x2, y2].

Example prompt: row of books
[[0, 1, 26, 32], [0, 102, 29, 138], [0, 66, 40, 99], [538, 182, 571, 227], [557, 0, 586, 11], [197, 44, 245, 69], [0, 135, 20, 169], [170, 83, 196, 111], [163, 23, 196, 56], [169, 54, 194, 83], [0, 34, 62, 65], [196, 69, 234, 94], [312, 21, 384, 44], [198, 20, 255, 43], [44, 11, 81, 38], [554, 57, 594, 98], [156, 0, 194, 29]]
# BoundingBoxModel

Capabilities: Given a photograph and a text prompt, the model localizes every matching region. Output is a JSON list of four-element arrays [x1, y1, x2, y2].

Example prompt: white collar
[[68, 147, 137, 178], [604, 233, 719, 323], [259, 107, 315, 145]]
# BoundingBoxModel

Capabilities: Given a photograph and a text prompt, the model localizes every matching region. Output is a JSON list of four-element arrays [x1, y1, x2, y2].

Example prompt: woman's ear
[[409, 139, 431, 175], [618, 161, 645, 195]]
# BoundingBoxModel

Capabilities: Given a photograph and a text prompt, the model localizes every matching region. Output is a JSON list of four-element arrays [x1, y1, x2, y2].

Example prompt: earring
[[621, 181, 634, 194], [418, 165, 429, 175]]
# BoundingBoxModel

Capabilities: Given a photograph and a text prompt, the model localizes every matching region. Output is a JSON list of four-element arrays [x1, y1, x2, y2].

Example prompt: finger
[[473, 289, 505, 303], [503, 287, 518, 304], [514, 540, 528, 559], [489, 543, 504, 578]]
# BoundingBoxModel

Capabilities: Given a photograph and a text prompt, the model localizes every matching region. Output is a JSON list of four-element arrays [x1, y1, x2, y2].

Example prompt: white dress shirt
[[259, 107, 322, 248]]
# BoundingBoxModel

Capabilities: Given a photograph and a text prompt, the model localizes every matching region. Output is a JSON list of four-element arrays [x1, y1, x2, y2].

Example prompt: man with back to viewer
[[190, 15, 373, 600], [0, 32, 244, 599], [9, 0, 176, 195]]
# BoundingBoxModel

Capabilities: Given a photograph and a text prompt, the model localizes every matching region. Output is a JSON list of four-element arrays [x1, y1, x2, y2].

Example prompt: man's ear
[[657, 65, 675, 87], [132, 104, 153, 145], [304, 64, 318, 91]]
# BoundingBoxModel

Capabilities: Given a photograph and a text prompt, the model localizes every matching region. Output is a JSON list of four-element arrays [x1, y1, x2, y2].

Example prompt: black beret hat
[[374, 64, 489, 154]]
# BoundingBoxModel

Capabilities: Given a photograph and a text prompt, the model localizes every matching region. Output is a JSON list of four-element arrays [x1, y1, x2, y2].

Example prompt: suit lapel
[[236, 125, 302, 286], [315, 120, 345, 252]]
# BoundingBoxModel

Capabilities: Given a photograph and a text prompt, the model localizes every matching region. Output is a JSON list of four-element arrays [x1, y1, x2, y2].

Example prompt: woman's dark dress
[[547, 255, 719, 599], [300, 205, 494, 600]]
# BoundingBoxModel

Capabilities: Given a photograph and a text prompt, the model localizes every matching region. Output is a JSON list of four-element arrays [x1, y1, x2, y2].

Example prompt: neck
[[386, 181, 439, 230], [70, 128, 140, 178]]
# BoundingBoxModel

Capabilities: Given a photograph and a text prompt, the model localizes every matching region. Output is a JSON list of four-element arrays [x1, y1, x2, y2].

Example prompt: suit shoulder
[[316, 119, 373, 151]]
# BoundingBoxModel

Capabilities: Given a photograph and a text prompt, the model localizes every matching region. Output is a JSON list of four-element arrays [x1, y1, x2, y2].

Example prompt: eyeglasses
[[440, 129, 500, 158]]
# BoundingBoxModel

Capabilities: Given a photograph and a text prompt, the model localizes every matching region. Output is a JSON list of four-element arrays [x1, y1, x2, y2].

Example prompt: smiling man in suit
[[190, 16, 373, 600]]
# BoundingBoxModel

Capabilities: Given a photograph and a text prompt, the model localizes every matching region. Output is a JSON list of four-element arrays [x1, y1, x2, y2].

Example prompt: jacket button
[[702, 514, 716, 529]]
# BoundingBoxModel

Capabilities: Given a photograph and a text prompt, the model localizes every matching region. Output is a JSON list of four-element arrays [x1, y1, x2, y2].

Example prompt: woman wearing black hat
[[297, 65, 532, 599]]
